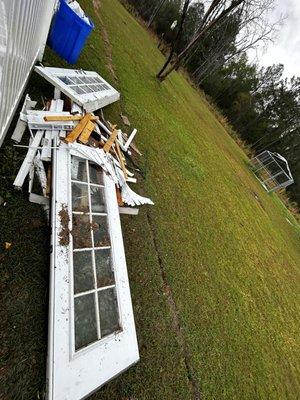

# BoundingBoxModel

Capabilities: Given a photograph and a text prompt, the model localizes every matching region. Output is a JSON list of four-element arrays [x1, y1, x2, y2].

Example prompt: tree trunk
[[157, 0, 245, 81], [156, 0, 191, 79]]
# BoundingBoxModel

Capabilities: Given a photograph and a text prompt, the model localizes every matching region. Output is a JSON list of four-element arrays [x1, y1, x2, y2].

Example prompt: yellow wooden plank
[[44, 115, 98, 122], [79, 121, 95, 144], [103, 127, 118, 153], [65, 114, 92, 143]]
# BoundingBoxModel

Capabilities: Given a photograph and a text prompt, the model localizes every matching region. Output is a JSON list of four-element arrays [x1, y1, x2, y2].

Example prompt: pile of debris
[[12, 66, 153, 216], [11, 65, 153, 400]]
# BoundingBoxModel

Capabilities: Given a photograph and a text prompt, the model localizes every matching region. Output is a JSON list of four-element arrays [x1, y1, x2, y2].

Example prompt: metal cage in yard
[[251, 150, 294, 192]]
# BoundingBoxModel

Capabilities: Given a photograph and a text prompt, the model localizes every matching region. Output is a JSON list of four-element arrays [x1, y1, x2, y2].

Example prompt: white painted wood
[[58, 130, 67, 139], [28, 165, 34, 193], [118, 207, 139, 215], [14, 144, 58, 150], [13, 130, 44, 188], [11, 95, 37, 143], [126, 177, 137, 183], [54, 99, 64, 112], [41, 100, 64, 161], [35, 66, 120, 112], [0, 0, 57, 146], [71, 102, 83, 114], [29, 193, 49, 205], [28, 137, 34, 193], [124, 129, 137, 151], [26, 111, 69, 118], [48, 142, 139, 400], [54, 88, 61, 100], [41, 132, 53, 162], [26, 110, 74, 131], [11, 120, 28, 144]]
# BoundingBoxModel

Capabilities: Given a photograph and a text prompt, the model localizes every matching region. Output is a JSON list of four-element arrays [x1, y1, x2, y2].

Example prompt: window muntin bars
[[71, 156, 120, 351], [251, 150, 294, 192], [35, 66, 120, 112], [48, 142, 139, 400]]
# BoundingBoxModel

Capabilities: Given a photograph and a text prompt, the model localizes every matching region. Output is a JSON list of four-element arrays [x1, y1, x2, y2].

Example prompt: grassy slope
[[0, 0, 299, 399]]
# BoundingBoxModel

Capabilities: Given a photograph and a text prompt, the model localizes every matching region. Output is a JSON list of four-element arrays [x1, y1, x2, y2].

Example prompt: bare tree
[[157, 0, 279, 81], [156, 0, 192, 78]]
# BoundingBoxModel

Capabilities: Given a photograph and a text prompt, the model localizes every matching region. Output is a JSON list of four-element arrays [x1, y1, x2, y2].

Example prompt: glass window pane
[[95, 249, 114, 288], [72, 76, 82, 84], [72, 214, 92, 249], [73, 86, 84, 95], [93, 77, 102, 84], [90, 186, 106, 213], [72, 182, 89, 212], [81, 85, 90, 94], [59, 76, 73, 85], [92, 215, 110, 247], [73, 251, 94, 294], [89, 163, 104, 185], [98, 288, 120, 337], [71, 156, 87, 182], [75, 294, 98, 350], [94, 77, 103, 84]]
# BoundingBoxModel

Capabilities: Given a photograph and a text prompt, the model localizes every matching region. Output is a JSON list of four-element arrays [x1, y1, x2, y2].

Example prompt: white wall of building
[[0, 0, 57, 146]]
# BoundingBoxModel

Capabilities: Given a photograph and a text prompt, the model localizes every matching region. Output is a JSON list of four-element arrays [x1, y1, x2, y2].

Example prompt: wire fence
[[251, 150, 294, 192]]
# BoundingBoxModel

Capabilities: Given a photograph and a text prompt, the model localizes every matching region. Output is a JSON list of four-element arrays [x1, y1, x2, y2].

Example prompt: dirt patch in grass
[[92, 0, 119, 84], [146, 211, 201, 400]]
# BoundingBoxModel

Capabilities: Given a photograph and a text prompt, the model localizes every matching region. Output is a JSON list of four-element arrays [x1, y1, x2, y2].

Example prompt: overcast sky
[[248, 0, 300, 78]]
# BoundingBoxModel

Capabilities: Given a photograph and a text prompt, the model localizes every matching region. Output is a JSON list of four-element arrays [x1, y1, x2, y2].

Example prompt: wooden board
[[78, 121, 95, 144], [65, 114, 92, 143], [103, 128, 117, 153], [44, 115, 98, 122]]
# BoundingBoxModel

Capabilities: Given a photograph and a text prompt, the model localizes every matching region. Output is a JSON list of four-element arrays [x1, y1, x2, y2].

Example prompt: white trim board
[[48, 142, 139, 400], [13, 130, 44, 189], [35, 66, 120, 112], [11, 94, 37, 143]]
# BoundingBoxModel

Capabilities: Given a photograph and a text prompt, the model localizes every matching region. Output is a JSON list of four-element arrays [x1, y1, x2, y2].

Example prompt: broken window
[[35, 66, 120, 112]]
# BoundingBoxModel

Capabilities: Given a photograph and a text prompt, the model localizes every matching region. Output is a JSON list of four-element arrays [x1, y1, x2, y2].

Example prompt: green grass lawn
[[0, 0, 300, 399]]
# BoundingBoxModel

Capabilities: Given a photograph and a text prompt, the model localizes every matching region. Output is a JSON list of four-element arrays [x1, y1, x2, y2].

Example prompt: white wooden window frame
[[48, 141, 139, 400], [35, 66, 120, 112]]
